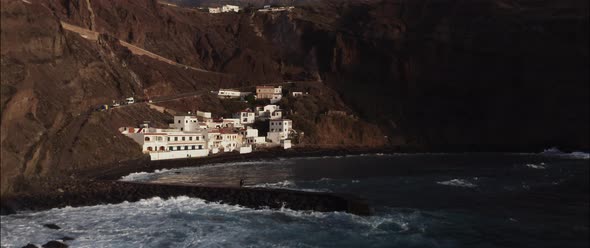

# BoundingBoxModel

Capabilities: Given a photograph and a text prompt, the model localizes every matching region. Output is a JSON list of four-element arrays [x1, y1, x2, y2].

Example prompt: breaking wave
[[0, 196, 436, 248], [540, 147, 589, 160], [120, 169, 171, 182], [525, 163, 546, 169], [247, 180, 332, 192], [120, 160, 294, 182], [437, 179, 478, 188]]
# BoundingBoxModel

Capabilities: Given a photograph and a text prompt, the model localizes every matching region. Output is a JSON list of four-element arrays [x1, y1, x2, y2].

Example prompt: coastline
[[83, 146, 401, 181], [2, 145, 587, 216], [1, 146, 394, 216]]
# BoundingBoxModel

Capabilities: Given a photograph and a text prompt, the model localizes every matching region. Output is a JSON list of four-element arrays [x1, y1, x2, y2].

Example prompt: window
[[178, 120, 181, 123], [198, 145, 203, 149], [174, 137, 178, 141], [167, 137, 170, 141], [145, 137, 151, 142], [159, 146, 165, 151], [169, 146, 174, 151], [192, 145, 196, 150], [177, 146, 181, 150], [186, 120, 188, 123], [182, 137, 186, 141], [189, 137, 193, 141], [147, 147, 153, 151], [185, 146, 188, 150]]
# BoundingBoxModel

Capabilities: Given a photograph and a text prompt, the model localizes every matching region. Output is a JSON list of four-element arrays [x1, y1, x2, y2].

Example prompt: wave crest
[[437, 179, 477, 188]]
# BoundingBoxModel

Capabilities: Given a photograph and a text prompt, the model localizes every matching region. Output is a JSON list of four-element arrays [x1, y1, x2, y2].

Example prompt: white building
[[267, 119, 292, 144], [218, 89, 241, 99], [234, 111, 255, 125], [205, 119, 224, 129], [208, 7, 221, 13], [223, 118, 243, 128], [258, 6, 294, 12], [197, 111, 212, 119], [206, 129, 242, 152], [256, 85, 282, 103], [245, 136, 266, 145], [281, 139, 292, 149], [209, 5, 239, 13], [169, 116, 201, 132], [240, 127, 259, 138], [255, 105, 282, 120], [222, 5, 240, 12], [292, 92, 303, 97], [120, 126, 208, 160]]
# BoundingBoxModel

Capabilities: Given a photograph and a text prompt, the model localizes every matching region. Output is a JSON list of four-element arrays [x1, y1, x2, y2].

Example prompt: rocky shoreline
[[2, 145, 586, 217], [1, 146, 393, 216], [84, 146, 401, 180]]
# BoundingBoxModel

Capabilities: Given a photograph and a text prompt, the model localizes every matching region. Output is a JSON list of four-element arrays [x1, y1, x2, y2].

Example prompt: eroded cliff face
[[0, 0, 231, 194], [1, 0, 588, 194]]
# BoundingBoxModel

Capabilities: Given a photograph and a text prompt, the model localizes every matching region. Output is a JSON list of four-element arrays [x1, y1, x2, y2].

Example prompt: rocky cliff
[[1, 0, 588, 195]]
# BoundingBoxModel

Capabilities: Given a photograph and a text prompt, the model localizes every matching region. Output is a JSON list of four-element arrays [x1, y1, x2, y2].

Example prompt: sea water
[[1, 151, 588, 247]]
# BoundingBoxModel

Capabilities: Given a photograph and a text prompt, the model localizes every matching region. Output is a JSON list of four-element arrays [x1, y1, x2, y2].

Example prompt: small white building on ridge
[[255, 105, 282, 120], [218, 89, 241, 99], [209, 5, 240, 13], [256, 85, 282, 103]]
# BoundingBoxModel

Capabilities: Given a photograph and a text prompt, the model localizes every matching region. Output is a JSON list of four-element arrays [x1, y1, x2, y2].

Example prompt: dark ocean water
[[2, 151, 588, 247]]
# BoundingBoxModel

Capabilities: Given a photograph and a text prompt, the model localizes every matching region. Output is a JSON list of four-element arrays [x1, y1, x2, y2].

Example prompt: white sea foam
[[247, 180, 331, 192], [437, 179, 478, 188], [119, 160, 293, 182], [525, 163, 546, 169], [119, 169, 171, 181], [540, 147, 589, 160], [0, 196, 435, 247]]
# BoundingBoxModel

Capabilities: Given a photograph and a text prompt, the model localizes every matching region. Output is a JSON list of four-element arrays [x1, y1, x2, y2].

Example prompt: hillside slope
[[1, 0, 588, 195]]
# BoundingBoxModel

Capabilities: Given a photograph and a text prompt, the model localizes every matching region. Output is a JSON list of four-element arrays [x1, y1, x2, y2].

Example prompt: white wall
[[239, 146, 252, 154], [197, 111, 212, 119], [267, 132, 285, 144], [218, 90, 241, 98], [150, 149, 209, 160], [241, 128, 258, 138], [281, 140, 292, 149]]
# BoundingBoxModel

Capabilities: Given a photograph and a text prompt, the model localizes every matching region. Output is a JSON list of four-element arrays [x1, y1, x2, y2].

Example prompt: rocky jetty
[[1, 180, 372, 216]]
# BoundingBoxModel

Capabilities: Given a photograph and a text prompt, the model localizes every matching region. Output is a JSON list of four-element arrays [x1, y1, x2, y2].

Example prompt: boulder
[[42, 224, 61, 230], [42, 240, 68, 248]]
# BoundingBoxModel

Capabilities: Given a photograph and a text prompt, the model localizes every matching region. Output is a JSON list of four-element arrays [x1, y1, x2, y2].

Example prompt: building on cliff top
[[255, 105, 282, 120], [209, 5, 239, 13], [256, 85, 282, 103]]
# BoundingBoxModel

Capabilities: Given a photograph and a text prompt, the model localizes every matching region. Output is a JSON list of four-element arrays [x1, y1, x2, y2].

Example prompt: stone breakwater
[[0, 181, 372, 216]]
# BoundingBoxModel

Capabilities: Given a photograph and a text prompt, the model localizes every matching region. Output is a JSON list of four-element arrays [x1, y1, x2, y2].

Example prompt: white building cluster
[[258, 5, 295, 12], [121, 85, 295, 160], [209, 5, 240, 13]]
